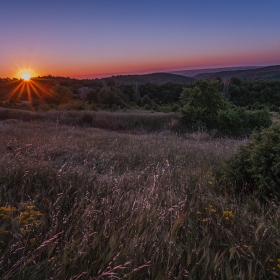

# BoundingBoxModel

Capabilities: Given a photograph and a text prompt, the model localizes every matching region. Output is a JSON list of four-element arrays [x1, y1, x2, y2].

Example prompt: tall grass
[[0, 119, 280, 279]]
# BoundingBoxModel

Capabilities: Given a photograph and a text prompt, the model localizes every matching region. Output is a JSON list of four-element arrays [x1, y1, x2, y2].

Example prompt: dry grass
[[0, 117, 280, 279]]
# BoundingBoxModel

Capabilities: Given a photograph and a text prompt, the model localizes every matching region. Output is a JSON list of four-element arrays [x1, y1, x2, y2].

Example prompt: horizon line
[[1, 63, 279, 80]]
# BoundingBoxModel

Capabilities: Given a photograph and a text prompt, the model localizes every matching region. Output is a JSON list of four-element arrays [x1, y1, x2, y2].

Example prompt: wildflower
[[223, 210, 234, 218], [196, 211, 201, 215], [269, 258, 274, 262], [210, 209, 216, 213], [0, 214, 8, 219], [243, 245, 249, 248], [0, 206, 16, 212]]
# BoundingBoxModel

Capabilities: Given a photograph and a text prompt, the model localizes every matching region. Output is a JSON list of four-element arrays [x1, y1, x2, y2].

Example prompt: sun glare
[[5, 68, 52, 108], [17, 68, 36, 81], [21, 73, 31, 81]]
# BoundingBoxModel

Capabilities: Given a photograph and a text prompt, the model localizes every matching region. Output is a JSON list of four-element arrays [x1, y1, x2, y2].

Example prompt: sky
[[1, 0, 280, 78]]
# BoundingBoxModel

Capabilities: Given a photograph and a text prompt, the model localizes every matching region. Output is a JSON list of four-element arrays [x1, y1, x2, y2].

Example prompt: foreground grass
[[0, 119, 280, 279]]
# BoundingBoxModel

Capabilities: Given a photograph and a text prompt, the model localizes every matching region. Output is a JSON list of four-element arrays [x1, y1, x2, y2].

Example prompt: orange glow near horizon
[[4, 46, 280, 79]]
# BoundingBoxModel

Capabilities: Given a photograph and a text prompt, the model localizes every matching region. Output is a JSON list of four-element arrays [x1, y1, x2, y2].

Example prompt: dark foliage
[[180, 80, 271, 136], [221, 124, 280, 198]]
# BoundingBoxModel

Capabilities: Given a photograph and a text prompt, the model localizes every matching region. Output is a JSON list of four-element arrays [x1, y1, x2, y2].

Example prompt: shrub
[[217, 107, 271, 136], [180, 81, 271, 136], [47, 85, 73, 105], [221, 124, 280, 198]]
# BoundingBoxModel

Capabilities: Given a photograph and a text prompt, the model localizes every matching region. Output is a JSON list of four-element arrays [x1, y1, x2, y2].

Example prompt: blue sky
[[1, 0, 280, 78]]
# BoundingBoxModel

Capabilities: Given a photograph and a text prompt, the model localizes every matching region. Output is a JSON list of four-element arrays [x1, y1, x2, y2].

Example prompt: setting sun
[[17, 68, 36, 81], [20, 73, 31, 81]]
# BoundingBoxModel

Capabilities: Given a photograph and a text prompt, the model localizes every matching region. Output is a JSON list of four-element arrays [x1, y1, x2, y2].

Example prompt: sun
[[17, 68, 36, 81], [5, 68, 52, 108], [20, 73, 32, 81]]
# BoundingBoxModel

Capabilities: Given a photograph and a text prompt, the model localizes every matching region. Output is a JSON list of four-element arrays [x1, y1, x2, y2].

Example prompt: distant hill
[[193, 65, 280, 81], [170, 66, 259, 77], [110, 73, 196, 84]]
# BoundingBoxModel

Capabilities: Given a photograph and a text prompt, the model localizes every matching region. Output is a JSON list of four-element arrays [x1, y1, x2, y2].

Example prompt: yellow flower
[[0, 214, 8, 219], [0, 206, 16, 212], [223, 210, 234, 218], [243, 245, 249, 248], [269, 258, 274, 262], [210, 209, 216, 213], [196, 211, 201, 215]]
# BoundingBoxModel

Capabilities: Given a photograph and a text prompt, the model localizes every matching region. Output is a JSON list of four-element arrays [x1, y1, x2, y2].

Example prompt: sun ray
[[4, 70, 58, 107], [18, 81, 26, 101], [29, 81, 45, 101], [6, 80, 25, 102], [31, 81, 53, 97], [26, 82, 32, 105]]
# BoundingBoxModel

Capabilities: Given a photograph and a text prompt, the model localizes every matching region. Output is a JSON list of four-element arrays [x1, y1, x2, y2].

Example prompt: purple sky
[[1, 0, 280, 78]]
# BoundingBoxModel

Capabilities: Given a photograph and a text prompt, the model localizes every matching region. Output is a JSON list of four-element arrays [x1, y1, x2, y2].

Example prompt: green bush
[[217, 107, 271, 136], [221, 124, 280, 198], [180, 81, 272, 136]]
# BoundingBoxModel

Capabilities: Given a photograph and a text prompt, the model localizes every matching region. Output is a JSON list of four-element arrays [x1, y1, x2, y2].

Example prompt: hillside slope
[[110, 72, 196, 84], [170, 66, 259, 77], [194, 65, 280, 81]]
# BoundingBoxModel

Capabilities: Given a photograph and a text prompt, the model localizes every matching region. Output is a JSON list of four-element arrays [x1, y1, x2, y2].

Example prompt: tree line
[[1, 75, 279, 135]]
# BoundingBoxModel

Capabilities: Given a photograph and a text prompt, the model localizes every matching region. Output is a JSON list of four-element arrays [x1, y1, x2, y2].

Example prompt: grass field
[[0, 112, 280, 279]]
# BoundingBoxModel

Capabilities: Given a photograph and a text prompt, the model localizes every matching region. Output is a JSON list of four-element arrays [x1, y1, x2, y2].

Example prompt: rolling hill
[[110, 72, 196, 84], [170, 66, 259, 77], [193, 65, 280, 81]]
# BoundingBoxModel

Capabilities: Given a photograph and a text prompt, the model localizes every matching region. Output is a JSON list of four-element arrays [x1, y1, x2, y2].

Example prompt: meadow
[[0, 111, 280, 279]]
